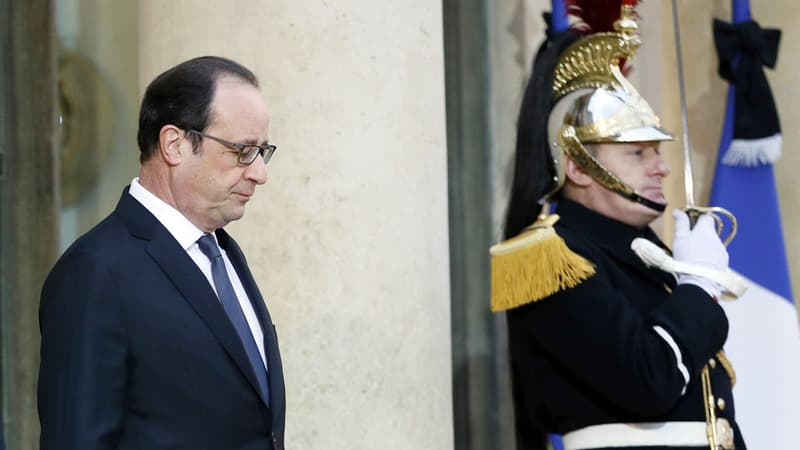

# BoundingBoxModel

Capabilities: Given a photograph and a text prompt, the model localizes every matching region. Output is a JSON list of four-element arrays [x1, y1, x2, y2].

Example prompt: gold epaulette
[[490, 214, 596, 312]]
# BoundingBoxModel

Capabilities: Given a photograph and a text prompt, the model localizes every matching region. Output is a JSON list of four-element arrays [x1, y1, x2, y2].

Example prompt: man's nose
[[652, 155, 670, 178], [244, 159, 268, 185]]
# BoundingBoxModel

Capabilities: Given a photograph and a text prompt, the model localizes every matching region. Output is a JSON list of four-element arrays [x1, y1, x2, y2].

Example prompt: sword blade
[[670, 0, 696, 207]]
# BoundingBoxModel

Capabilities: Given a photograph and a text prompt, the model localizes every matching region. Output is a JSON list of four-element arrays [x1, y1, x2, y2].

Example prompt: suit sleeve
[[507, 249, 728, 417], [38, 249, 128, 450]]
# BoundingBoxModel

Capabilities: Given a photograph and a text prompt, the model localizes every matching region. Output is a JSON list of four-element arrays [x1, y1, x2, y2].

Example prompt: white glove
[[672, 209, 729, 299]]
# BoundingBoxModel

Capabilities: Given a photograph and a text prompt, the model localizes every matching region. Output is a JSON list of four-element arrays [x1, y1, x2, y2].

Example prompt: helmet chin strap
[[612, 187, 667, 213]]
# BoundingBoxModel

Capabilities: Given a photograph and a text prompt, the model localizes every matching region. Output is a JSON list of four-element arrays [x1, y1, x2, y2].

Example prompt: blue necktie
[[197, 234, 269, 405]]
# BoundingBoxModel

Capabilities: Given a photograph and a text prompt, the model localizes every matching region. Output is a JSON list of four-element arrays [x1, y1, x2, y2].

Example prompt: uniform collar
[[554, 199, 675, 286], [555, 199, 664, 248]]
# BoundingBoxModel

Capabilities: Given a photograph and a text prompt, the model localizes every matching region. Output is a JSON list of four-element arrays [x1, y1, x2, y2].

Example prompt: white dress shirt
[[129, 178, 267, 369]]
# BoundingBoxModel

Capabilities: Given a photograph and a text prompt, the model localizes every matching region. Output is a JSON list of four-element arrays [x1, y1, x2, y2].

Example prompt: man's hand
[[672, 209, 729, 299]]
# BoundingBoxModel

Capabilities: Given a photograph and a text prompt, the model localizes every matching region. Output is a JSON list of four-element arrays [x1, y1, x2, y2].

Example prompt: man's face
[[586, 141, 670, 227], [173, 77, 270, 232]]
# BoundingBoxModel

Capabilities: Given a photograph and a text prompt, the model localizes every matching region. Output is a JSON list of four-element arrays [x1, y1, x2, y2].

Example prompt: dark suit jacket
[[38, 188, 285, 450]]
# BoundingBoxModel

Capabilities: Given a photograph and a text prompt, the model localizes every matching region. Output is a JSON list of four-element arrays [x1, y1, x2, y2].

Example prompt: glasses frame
[[186, 129, 276, 165]]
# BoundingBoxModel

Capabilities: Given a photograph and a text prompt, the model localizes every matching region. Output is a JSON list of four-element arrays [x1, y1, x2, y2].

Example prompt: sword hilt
[[683, 205, 738, 246]]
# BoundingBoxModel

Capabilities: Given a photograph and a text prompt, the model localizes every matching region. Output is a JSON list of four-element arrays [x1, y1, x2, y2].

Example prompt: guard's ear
[[563, 155, 593, 187], [158, 125, 188, 166]]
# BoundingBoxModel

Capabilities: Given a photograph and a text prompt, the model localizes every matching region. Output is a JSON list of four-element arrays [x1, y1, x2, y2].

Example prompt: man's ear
[[158, 125, 187, 166], [563, 155, 593, 187]]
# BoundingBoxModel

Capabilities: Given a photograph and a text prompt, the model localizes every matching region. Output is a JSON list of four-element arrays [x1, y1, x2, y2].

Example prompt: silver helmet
[[543, 4, 675, 210]]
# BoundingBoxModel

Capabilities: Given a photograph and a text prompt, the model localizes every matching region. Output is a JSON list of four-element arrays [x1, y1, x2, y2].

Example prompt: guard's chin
[[633, 189, 668, 213], [641, 189, 666, 204]]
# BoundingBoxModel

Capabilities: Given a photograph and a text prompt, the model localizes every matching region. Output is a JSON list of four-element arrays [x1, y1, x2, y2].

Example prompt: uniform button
[[709, 358, 717, 368], [717, 397, 726, 410]]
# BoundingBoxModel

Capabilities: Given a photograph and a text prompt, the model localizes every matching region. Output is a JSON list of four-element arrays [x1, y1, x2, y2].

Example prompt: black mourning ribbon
[[713, 19, 782, 139]]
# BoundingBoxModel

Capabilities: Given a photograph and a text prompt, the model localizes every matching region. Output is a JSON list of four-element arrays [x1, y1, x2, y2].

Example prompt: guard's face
[[590, 141, 670, 227], [173, 78, 270, 232]]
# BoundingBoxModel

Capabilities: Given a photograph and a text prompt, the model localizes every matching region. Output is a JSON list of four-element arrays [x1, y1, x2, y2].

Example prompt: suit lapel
[[217, 230, 286, 426], [114, 189, 269, 406]]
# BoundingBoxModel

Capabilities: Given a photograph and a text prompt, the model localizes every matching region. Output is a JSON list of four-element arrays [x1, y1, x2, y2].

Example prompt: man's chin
[[630, 201, 665, 227], [648, 199, 668, 212], [640, 190, 666, 205], [636, 191, 668, 214], [217, 207, 246, 228]]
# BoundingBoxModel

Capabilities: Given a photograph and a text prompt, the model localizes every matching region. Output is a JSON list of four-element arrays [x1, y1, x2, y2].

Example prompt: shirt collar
[[128, 177, 208, 250]]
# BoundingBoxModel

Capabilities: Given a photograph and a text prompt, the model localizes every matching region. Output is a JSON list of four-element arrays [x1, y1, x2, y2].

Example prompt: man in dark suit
[[38, 56, 285, 450]]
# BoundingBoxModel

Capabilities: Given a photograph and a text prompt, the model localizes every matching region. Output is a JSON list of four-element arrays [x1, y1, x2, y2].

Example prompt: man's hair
[[136, 56, 259, 162]]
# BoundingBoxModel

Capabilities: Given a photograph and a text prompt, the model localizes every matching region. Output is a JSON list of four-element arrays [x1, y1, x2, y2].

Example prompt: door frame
[[0, 0, 58, 447]]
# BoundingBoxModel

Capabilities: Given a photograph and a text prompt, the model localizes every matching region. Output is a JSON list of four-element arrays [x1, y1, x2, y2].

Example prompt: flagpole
[[732, 0, 750, 22], [547, 10, 567, 450], [551, 0, 568, 31]]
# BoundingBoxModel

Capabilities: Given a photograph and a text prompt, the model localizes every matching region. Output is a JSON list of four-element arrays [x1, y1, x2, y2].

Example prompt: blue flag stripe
[[709, 86, 794, 302]]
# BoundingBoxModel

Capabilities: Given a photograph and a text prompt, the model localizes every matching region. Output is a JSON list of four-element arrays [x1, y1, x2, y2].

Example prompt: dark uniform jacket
[[507, 199, 745, 450]]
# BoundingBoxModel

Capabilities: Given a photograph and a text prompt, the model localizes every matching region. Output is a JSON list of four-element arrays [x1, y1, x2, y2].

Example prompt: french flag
[[710, 1, 800, 448]]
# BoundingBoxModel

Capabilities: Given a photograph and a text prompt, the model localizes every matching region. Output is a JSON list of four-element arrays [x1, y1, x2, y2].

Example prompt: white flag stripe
[[719, 272, 800, 450]]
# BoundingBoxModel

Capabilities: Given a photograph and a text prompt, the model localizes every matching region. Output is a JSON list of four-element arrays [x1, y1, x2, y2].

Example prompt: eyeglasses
[[186, 129, 277, 165]]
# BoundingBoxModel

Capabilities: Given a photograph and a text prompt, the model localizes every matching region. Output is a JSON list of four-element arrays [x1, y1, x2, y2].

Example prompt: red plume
[[564, 0, 640, 74], [565, 0, 640, 33]]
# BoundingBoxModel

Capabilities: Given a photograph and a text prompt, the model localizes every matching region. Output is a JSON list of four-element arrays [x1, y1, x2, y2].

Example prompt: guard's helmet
[[505, 3, 675, 238]]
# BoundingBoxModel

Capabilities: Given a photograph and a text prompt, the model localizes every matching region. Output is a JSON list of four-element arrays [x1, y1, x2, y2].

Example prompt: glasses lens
[[263, 145, 276, 164], [239, 146, 261, 165]]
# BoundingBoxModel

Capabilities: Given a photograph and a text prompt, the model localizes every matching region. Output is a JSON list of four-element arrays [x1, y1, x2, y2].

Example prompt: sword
[[668, 8, 746, 448], [670, 0, 738, 245]]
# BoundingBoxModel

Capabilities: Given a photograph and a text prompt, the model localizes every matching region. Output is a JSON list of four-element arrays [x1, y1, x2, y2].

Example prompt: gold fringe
[[490, 214, 595, 312]]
